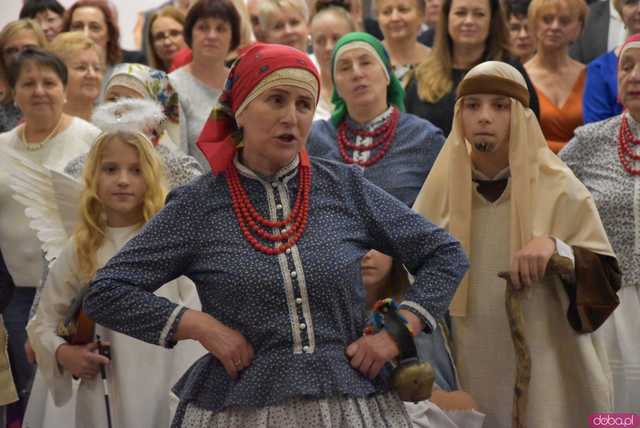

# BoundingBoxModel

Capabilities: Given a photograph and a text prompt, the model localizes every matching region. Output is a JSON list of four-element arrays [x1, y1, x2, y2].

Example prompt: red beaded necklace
[[337, 107, 400, 167], [225, 161, 312, 255], [618, 114, 640, 176]]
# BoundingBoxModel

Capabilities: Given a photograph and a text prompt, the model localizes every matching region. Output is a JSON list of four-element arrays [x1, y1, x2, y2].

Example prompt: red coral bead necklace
[[618, 114, 640, 176], [337, 107, 400, 167], [226, 161, 312, 255]]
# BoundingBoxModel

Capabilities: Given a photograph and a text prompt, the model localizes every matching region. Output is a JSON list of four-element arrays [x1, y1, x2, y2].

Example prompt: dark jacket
[[570, 1, 611, 65]]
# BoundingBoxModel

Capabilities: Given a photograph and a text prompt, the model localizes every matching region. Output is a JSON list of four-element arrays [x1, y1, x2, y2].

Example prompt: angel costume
[[11, 115, 205, 428], [413, 62, 621, 428], [25, 226, 205, 428]]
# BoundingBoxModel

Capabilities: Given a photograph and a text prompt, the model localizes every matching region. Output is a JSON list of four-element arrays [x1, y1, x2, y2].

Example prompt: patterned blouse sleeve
[[559, 131, 587, 182], [84, 183, 206, 348], [347, 167, 469, 329]]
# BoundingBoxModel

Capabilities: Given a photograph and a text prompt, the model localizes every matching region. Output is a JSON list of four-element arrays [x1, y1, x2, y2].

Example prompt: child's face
[[97, 137, 148, 227], [361, 250, 394, 307]]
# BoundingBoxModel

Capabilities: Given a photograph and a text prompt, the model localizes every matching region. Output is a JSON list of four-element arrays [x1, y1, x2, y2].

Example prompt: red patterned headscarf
[[196, 43, 321, 174], [619, 33, 640, 64]]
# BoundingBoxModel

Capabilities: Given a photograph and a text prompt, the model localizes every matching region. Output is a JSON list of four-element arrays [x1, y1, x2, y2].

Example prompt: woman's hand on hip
[[346, 331, 399, 380], [178, 309, 254, 379]]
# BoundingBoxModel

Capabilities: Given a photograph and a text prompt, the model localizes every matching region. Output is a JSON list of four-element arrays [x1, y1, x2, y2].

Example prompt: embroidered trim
[[280, 180, 315, 354], [159, 304, 184, 347], [399, 300, 436, 332], [269, 180, 304, 354]]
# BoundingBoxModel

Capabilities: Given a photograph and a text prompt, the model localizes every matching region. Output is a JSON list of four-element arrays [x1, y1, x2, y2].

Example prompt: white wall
[[1, 0, 166, 50]]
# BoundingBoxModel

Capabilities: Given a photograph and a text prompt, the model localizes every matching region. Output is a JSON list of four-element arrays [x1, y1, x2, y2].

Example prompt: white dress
[[24, 226, 206, 428]]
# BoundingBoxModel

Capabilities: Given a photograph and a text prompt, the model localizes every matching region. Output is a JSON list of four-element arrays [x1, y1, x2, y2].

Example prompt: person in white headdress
[[413, 61, 621, 428]]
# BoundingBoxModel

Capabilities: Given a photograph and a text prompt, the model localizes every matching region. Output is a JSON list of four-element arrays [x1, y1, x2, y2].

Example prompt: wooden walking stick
[[498, 254, 573, 428]]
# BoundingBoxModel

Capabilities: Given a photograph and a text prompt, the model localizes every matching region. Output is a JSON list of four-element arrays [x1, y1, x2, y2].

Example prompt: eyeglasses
[[3, 44, 38, 60], [152, 29, 183, 43]]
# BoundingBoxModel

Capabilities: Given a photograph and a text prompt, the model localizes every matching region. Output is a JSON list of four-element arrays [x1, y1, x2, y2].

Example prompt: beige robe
[[452, 183, 612, 428]]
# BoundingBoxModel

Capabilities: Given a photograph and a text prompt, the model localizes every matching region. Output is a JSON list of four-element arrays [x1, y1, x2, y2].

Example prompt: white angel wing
[[4, 147, 82, 266]]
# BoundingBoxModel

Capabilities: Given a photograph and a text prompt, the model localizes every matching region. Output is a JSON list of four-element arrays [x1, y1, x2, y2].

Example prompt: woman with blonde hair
[[259, 0, 311, 53], [144, 6, 187, 72], [23, 104, 204, 427], [524, 0, 588, 153], [48, 32, 104, 121], [404, 0, 539, 136], [0, 19, 47, 132], [309, 5, 356, 119], [376, 0, 432, 88]]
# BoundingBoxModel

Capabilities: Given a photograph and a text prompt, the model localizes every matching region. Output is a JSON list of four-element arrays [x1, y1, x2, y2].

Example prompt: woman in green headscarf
[[307, 32, 444, 207]]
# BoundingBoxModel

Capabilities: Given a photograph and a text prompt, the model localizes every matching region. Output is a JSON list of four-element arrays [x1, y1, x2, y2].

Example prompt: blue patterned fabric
[[414, 328, 457, 391], [583, 50, 623, 124], [84, 156, 468, 415], [307, 112, 444, 207]]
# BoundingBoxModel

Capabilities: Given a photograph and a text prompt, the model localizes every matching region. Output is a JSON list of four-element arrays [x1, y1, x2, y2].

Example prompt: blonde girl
[[25, 131, 204, 428]]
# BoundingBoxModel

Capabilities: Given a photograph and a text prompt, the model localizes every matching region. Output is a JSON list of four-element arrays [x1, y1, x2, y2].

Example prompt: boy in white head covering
[[413, 61, 621, 428]]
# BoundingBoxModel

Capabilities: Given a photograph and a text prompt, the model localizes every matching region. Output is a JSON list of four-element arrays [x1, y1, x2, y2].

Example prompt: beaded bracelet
[[364, 298, 418, 363], [364, 298, 414, 336]]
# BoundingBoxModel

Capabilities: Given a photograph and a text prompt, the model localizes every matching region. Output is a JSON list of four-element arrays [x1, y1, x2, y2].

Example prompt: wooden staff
[[498, 254, 573, 428]]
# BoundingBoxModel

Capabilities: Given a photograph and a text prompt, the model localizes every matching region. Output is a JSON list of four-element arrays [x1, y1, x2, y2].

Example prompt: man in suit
[[570, 0, 626, 64]]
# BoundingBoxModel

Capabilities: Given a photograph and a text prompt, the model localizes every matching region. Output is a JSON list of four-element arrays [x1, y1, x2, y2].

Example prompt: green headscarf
[[330, 32, 405, 126]]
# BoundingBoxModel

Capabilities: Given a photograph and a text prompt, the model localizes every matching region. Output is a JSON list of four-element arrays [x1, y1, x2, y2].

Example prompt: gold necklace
[[20, 115, 64, 151]]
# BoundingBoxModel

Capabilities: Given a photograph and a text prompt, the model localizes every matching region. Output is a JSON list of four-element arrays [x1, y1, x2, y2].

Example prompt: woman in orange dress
[[524, 0, 587, 153]]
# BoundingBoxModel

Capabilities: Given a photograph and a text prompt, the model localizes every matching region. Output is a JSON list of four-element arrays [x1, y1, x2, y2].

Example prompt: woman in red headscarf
[[82, 43, 468, 427]]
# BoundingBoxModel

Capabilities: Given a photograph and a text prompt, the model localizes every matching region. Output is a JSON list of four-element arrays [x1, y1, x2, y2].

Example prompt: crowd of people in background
[[0, 0, 638, 427]]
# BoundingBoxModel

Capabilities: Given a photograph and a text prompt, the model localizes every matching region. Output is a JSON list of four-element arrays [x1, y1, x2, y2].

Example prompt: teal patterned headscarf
[[330, 32, 405, 126]]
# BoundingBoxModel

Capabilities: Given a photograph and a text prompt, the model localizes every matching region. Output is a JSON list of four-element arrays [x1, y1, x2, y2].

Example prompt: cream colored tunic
[[452, 183, 612, 428]]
